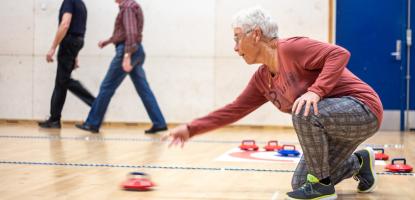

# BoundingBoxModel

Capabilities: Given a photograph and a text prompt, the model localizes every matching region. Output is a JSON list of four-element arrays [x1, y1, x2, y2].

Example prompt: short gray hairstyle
[[232, 6, 279, 39]]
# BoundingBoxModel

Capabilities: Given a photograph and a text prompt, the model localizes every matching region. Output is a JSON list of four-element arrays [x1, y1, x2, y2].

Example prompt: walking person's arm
[[121, 7, 142, 72], [46, 13, 72, 63]]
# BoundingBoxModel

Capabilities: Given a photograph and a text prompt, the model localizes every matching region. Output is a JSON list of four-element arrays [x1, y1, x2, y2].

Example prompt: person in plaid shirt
[[76, 0, 167, 134]]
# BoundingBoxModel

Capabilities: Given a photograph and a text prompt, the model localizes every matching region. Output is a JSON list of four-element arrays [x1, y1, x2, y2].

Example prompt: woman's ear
[[254, 27, 262, 43]]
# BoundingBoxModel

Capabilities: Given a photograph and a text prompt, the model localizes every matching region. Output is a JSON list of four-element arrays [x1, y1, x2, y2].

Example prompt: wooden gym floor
[[0, 121, 414, 200]]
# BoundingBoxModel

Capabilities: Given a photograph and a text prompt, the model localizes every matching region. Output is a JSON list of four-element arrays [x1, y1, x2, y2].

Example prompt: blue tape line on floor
[[0, 160, 413, 176], [0, 135, 405, 149]]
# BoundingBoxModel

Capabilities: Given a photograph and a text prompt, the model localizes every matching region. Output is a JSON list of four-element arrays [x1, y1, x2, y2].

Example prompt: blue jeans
[[85, 43, 166, 129]]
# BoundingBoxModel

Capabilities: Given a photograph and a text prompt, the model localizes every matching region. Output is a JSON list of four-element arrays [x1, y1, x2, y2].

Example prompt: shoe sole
[[358, 147, 377, 193], [38, 125, 61, 129], [286, 194, 337, 200], [75, 125, 99, 133]]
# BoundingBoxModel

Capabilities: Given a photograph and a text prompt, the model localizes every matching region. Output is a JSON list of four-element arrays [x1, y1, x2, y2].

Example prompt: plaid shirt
[[108, 0, 143, 53]]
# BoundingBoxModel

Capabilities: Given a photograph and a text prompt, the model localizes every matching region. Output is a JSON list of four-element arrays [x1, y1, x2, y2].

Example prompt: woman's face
[[233, 27, 260, 64]]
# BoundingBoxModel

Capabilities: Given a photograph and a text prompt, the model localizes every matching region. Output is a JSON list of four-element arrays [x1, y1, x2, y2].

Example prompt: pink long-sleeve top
[[188, 37, 383, 137]]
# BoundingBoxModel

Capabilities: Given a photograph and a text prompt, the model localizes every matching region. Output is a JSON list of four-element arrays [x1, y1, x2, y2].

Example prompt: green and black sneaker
[[354, 147, 377, 193], [286, 174, 337, 200]]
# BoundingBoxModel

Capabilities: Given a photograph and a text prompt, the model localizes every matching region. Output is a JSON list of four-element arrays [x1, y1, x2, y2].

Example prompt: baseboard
[[0, 119, 294, 130]]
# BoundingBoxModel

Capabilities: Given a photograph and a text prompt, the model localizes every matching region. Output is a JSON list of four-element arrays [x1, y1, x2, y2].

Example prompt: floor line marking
[[0, 160, 413, 176]]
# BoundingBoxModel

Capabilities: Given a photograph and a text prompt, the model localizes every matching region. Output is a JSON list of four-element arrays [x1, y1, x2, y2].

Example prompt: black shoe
[[38, 119, 61, 129], [286, 174, 337, 200], [75, 123, 99, 133], [354, 147, 377, 193], [144, 126, 168, 134]]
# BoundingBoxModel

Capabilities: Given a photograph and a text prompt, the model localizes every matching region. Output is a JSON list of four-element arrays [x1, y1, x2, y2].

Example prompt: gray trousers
[[291, 97, 379, 189]]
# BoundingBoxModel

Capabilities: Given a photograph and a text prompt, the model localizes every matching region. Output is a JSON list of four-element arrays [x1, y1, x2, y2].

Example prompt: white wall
[[0, 0, 329, 127]]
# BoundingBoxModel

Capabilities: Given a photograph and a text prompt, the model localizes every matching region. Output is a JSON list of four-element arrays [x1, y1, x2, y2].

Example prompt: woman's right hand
[[161, 124, 190, 148]]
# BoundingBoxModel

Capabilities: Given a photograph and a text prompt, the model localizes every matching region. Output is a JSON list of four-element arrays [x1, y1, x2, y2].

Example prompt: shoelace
[[299, 182, 316, 195], [353, 174, 370, 187]]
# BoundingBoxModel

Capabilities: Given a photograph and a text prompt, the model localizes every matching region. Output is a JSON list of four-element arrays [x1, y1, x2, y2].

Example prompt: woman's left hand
[[292, 91, 321, 116]]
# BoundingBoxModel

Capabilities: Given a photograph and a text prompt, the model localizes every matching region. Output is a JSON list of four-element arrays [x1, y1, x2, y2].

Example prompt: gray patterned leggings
[[291, 96, 379, 189]]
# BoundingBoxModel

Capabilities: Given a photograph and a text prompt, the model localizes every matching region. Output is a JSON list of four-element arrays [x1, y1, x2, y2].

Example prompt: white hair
[[232, 6, 279, 39]]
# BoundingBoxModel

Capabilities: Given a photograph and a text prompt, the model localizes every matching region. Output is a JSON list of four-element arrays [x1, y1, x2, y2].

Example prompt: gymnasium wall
[[0, 0, 329, 126]]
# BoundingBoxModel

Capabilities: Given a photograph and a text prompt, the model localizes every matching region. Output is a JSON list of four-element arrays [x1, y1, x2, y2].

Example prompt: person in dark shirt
[[39, 0, 95, 129]]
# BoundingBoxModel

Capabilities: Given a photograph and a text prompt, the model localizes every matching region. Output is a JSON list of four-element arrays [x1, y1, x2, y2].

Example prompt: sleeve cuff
[[307, 87, 324, 99], [124, 44, 138, 54], [186, 123, 197, 138], [104, 38, 113, 46]]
